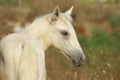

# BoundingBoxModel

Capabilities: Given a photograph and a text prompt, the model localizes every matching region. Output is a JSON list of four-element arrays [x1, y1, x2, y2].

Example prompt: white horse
[[0, 6, 86, 80]]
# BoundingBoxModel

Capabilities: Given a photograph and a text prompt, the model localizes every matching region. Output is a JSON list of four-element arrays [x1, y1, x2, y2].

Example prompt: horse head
[[49, 6, 86, 67]]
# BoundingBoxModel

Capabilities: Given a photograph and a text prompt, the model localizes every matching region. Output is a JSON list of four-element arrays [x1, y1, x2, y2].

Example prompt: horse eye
[[61, 30, 68, 36]]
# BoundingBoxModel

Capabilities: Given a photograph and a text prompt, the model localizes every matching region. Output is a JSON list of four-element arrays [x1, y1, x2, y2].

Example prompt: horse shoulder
[[0, 33, 23, 80], [0, 32, 46, 80], [16, 33, 46, 80]]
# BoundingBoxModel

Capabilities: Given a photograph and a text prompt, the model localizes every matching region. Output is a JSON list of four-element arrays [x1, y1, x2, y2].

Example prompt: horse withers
[[0, 6, 86, 80]]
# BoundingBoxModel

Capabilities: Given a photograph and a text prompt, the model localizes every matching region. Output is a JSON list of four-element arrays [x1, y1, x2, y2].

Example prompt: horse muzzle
[[67, 49, 86, 67]]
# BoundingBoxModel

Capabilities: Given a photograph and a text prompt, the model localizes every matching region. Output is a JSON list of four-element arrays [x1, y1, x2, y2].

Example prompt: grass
[[79, 32, 120, 80], [108, 14, 120, 28], [79, 31, 117, 50], [0, 0, 17, 6]]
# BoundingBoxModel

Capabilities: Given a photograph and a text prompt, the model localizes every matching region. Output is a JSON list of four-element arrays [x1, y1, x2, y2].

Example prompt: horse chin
[[62, 52, 82, 67], [59, 49, 84, 67], [72, 59, 82, 67]]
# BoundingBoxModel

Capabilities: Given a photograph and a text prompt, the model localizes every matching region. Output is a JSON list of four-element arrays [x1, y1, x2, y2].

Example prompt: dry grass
[[0, 0, 119, 37]]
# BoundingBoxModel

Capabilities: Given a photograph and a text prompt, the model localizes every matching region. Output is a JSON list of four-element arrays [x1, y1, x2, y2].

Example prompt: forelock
[[65, 14, 73, 22], [59, 13, 73, 23]]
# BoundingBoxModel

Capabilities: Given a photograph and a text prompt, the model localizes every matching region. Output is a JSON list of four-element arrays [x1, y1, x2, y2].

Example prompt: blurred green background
[[0, 0, 120, 80]]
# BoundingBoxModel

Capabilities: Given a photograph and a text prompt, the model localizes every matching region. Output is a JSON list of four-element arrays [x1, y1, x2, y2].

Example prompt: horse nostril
[[79, 55, 86, 63], [72, 59, 81, 67], [79, 57, 83, 64], [80, 57, 82, 61]]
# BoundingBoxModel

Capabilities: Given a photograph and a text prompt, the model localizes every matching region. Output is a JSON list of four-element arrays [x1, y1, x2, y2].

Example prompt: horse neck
[[25, 17, 52, 51]]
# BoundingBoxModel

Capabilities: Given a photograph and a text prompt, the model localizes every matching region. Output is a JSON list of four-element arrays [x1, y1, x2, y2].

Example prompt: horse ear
[[65, 6, 74, 16], [51, 6, 60, 22], [53, 5, 60, 17]]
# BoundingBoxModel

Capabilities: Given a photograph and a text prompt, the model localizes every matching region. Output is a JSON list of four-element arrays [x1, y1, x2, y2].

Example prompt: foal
[[0, 6, 86, 80]]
